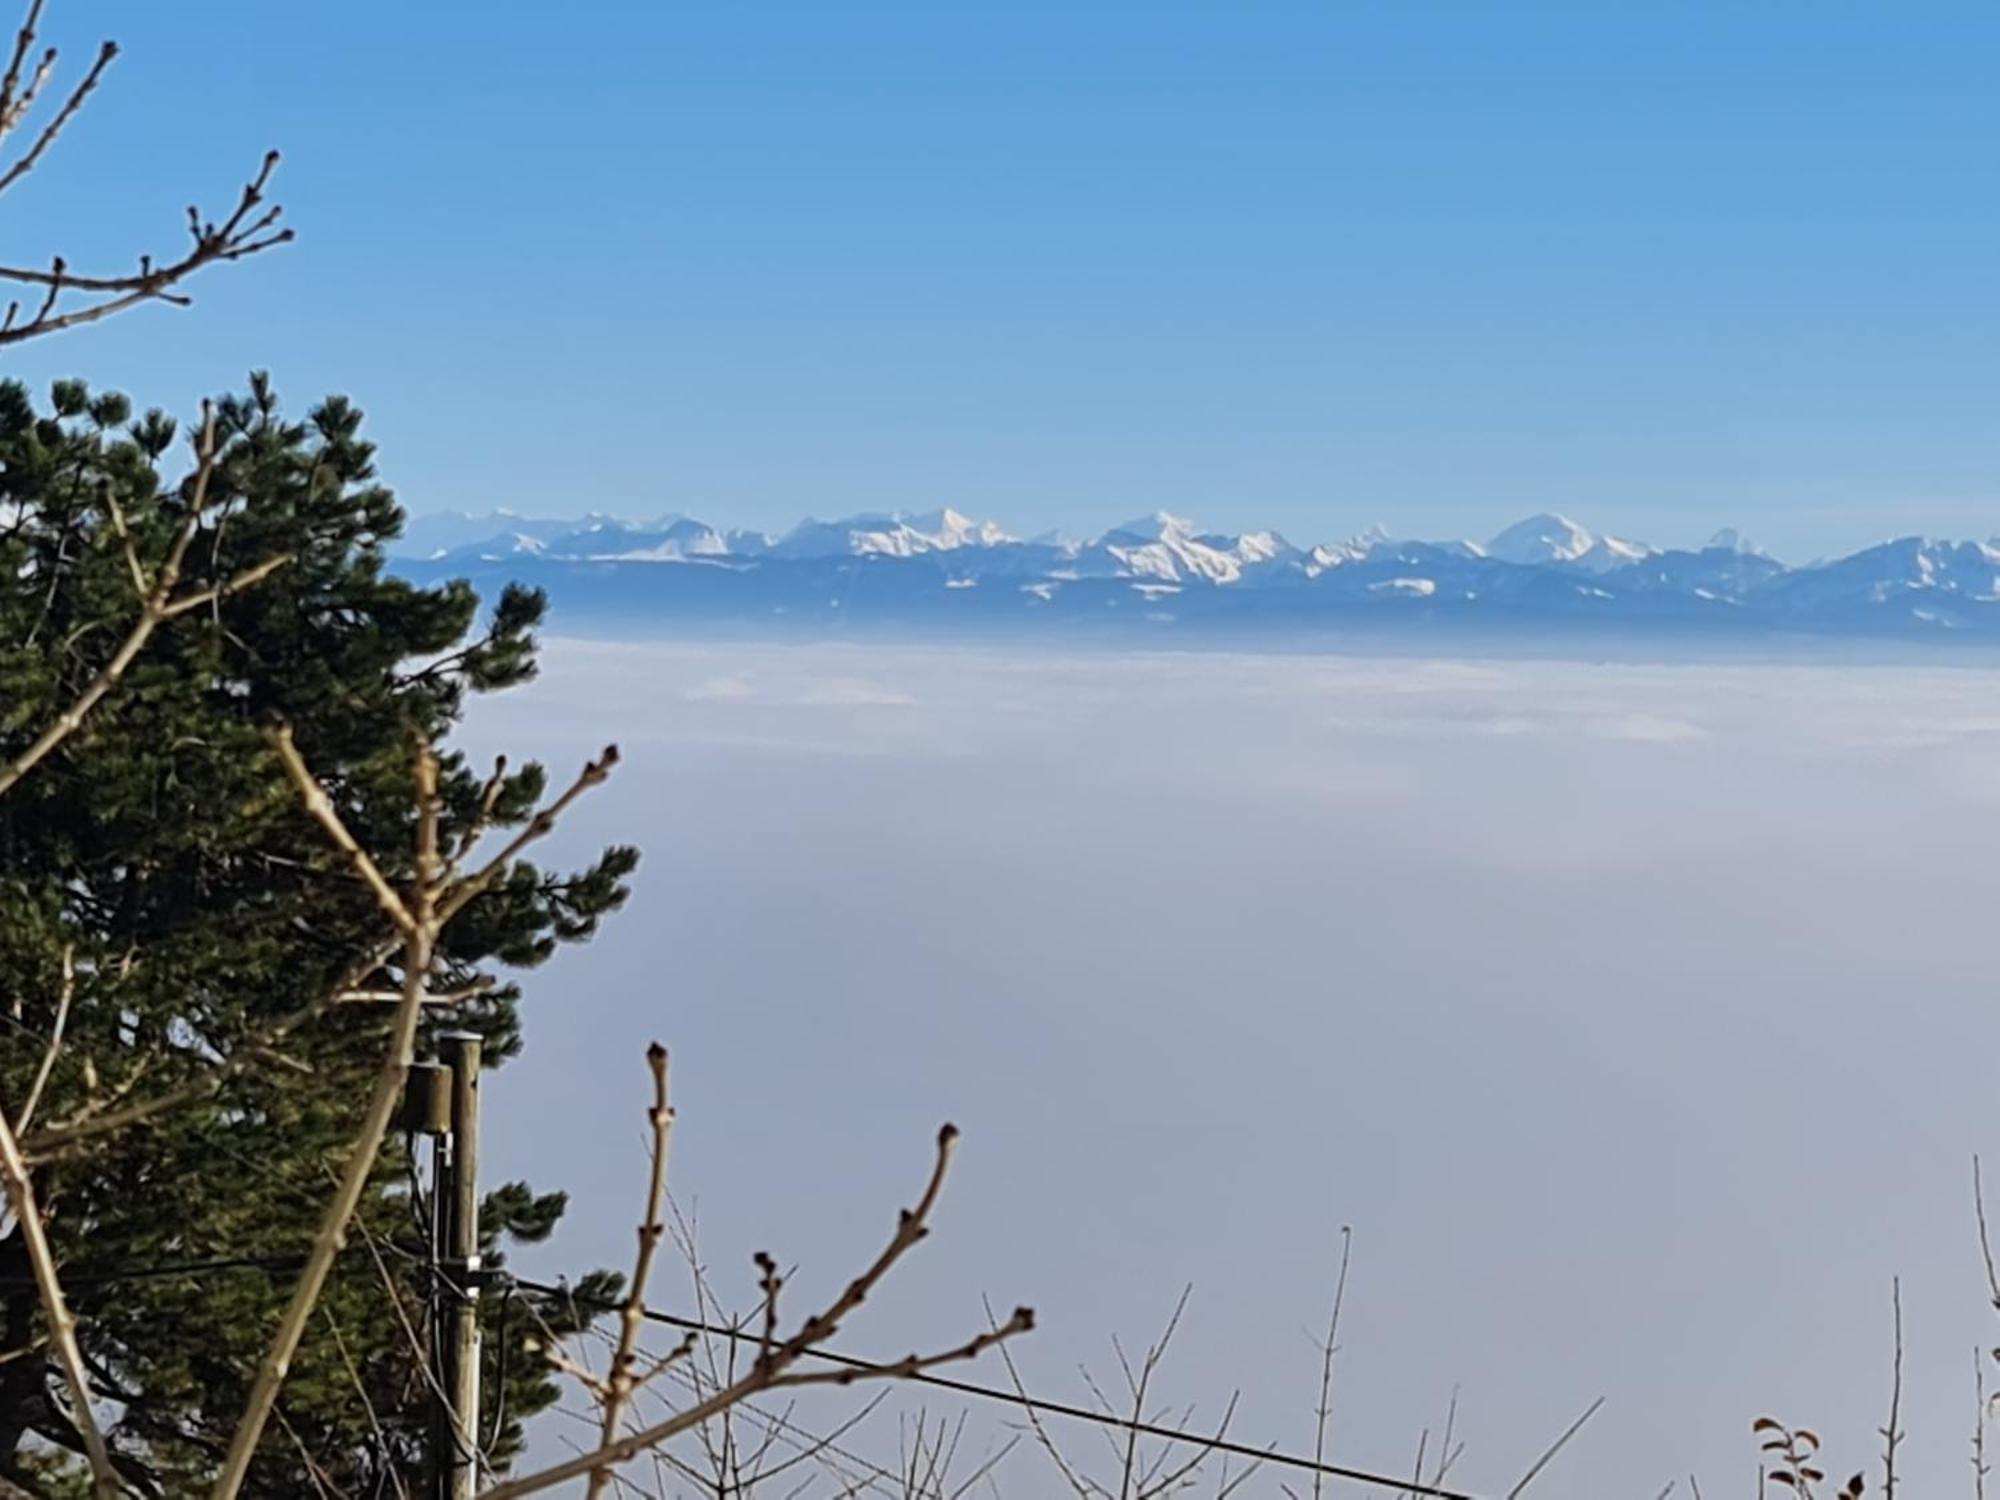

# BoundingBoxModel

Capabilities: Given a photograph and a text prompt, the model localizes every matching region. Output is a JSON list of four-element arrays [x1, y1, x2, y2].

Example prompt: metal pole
[[427, 1115, 453, 1500], [438, 1032, 483, 1500]]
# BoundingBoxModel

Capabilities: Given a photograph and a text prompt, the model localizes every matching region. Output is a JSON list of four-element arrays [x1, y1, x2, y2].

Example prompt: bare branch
[[1975, 1345, 1988, 1500], [319, 1308, 410, 1500], [585, 1042, 676, 1499], [23, 744, 619, 1157], [11, 942, 72, 1135], [1977, 1155, 2000, 1311], [0, 1106, 119, 1496], [434, 744, 621, 928], [0, 143, 293, 348], [0, 36, 114, 196], [210, 739, 443, 1499], [267, 722, 415, 936], [160, 549, 294, 617], [482, 1124, 1033, 1499], [333, 981, 493, 1007], [1880, 1278, 1902, 1500], [0, 0, 49, 137], [1310, 1226, 1352, 1500], [99, 481, 148, 595]]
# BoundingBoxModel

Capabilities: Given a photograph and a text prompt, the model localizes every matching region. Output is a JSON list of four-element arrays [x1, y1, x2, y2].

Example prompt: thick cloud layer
[[466, 640, 2000, 1497]]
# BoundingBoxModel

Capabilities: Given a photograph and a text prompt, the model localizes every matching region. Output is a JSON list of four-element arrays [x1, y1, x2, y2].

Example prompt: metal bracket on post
[[401, 1060, 453, 1138]]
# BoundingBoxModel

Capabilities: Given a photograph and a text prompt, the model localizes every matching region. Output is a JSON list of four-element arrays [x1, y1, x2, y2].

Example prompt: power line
[[6, 1250, 1497, 1500], [508, 1274, 1483, 1500]]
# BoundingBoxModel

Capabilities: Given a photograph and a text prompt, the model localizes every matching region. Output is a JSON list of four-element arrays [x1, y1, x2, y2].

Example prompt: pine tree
[[0, 373, 635, 1493]]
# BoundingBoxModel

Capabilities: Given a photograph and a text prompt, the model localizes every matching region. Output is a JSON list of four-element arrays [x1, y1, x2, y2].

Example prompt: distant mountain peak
[[1108, 511, 1198, 541], [1706, 527, 1766, 556], [389, 506, 2000, 642], [1487, 512, 1596, 563], [1487, 512, 1653, 573]]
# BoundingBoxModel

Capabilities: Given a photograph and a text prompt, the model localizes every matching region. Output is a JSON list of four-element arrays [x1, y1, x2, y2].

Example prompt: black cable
[[4, 1249, 1487, 1498], [506, 1274, 1482, 1500], [484, 1276, 514, 1454]]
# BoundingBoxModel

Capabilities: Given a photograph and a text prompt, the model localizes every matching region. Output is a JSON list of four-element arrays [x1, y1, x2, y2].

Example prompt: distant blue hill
[[387, 508, 2000, 644]]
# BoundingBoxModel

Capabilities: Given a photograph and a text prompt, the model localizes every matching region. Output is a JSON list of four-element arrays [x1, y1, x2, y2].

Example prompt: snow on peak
[[1091, 513, 1295, 585], [905, 508, 1015, 549], [769, 510, 1014, 559], [1486, 512, 1653, 573], [1107, 511, 1198, 542], [1705, 527, 1767, 557], [1486, 512, 1598, 564], [1234, 530, 1287, 563]]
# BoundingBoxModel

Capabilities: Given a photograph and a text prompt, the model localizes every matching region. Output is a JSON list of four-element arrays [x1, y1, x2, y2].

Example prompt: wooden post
[[436, 1032, 483, 1500]]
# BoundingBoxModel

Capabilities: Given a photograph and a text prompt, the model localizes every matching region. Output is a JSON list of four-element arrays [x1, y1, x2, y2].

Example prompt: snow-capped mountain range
[[388, 508, 2000, 639]]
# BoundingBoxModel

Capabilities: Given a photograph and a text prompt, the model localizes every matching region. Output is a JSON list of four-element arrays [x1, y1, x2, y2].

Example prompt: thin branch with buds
[[1975, 1345, 1989, 1500], [584, 1042, 677, 1499], [191, 729, 621, 1493], [1307, 1226, 1352, 1500], [0, 1, 292, 349], [481, 1121, 1033, 1499], [1880, 1278, 1903, 1500]]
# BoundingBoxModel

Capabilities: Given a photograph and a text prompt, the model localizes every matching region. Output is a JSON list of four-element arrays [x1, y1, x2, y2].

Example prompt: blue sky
[[6, 1, 2000, 558]]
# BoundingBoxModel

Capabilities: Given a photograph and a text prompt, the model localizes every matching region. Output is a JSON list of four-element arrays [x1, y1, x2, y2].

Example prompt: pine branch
[[21, 748, 616, 1160], [209, 736, 442, 1499], [0, 406, 291, 802]]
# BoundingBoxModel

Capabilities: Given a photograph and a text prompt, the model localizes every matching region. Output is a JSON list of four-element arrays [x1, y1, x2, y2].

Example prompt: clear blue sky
[[6, 1, 2000, 559]]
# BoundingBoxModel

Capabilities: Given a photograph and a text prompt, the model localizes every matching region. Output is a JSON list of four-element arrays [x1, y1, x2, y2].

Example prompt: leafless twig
[[1309, 1226, 1352, 1500], [1880, 1278, 1902, 1500], [584, 1042, 677, 1499], [1976, 1345, 1989, 1500], [11, 942, 72, 1135], [482, 1122, 1033, 1499], [0, 2, 292, 349], [210, 734, 445, 1498], [0, 1102, 118, 1495]]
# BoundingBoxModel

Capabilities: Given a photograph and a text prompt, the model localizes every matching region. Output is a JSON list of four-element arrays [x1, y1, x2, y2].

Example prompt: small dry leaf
[[1753, 1418, 1784, 1433], [1770, 1473, 1797, 1489], [1795, 1430, 1821, 1450]]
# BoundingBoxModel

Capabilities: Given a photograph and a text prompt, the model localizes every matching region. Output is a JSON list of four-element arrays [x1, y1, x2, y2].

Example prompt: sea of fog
[[461, 640, 2000, 1498]]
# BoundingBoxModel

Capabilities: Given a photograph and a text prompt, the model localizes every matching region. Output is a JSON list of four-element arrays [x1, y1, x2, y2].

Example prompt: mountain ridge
[[388, 508, 2000, 639]]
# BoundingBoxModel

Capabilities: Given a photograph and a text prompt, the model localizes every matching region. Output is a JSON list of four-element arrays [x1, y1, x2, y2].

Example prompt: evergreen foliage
[[0, 374, 635, 1493]]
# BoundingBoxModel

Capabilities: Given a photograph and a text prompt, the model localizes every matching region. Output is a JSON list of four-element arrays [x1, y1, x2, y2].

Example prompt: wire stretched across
[[507, 1274, 1485, 1500]]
